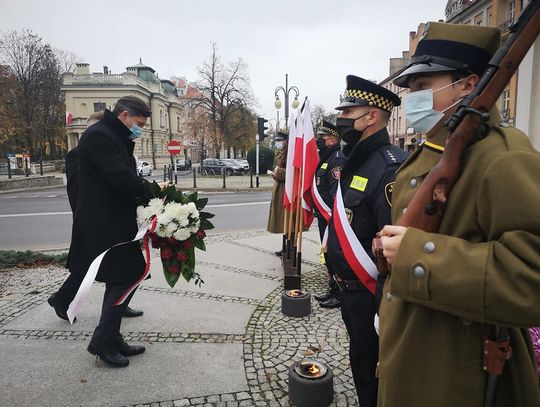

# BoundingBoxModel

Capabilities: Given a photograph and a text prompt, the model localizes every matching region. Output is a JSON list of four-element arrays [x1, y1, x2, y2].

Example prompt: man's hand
[[158, 181, 171, 189], [379, 225, 408, 265]]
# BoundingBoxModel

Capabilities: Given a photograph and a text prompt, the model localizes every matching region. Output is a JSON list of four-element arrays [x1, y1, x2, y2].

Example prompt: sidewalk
[[0, 229, 358, 407]]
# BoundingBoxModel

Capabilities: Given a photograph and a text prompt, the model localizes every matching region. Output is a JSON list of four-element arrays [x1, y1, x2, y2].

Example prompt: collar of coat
[[318, 144, 341, 164], [342, 127, 390, 174], [103, 109, 134, 144]]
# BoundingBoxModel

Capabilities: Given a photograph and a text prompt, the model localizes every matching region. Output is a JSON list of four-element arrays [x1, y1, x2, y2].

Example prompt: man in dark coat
[[69, 96, 154, 367], [326, 75, 406, 406], [312, 120, 345, 309], [48, 111, 144, 321]]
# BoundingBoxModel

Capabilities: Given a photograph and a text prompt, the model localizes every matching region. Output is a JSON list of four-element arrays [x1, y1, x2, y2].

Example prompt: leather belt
[[333, 275, 367, 292]]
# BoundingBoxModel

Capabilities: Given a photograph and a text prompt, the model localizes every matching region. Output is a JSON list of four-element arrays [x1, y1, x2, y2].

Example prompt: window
[[160, 109, 164, 128], [176, 116, 180, 131], [486, 6, 492, 25], [501, 89, 511, 122], [508, 1, 515, 21], [94, 102, 106, 112], [474, 12, 483, 25]]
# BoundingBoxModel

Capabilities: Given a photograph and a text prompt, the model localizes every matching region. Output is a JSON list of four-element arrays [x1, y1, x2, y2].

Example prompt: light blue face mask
[[128, 116, 144, 140], [403, 80, 463, 134], [129, 125, 143, 140]]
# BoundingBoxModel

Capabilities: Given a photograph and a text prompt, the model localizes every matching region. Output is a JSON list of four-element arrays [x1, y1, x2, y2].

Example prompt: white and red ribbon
[[311, 175, 332, 223], [332, 182, 378, 294], [66, 217, 157, 324]]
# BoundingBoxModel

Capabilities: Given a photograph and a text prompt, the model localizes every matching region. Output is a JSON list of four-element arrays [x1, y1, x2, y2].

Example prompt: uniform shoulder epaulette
[[379, 145, 407, 166]]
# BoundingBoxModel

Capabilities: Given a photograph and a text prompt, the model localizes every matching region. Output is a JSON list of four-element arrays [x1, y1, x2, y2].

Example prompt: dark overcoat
[[68, 109, 148, 285]]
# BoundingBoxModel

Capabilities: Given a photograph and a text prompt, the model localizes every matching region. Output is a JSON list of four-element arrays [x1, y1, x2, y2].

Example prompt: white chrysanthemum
[[155, 225, 168, 237], [165, 222, 178, 237], [157, 211, 173, 226], [173, 228, 191, 241], [136, 206, 147, 224], [148, 198, 164, 215], [179, 218, 189, 227]]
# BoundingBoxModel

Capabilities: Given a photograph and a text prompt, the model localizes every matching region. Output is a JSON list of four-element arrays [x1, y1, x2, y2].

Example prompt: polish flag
[[300, 100, 318, 228], [65, 112, 73, 126], [283, 113, 297, 209]]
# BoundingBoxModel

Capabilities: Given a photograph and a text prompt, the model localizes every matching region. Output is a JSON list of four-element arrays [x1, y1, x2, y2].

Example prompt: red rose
[[176, 251, 188, 261], [196, 230, 206, 238], [182, 240, 193, 249], [160, 248, 173, 260], [168, 264, 179, 274]]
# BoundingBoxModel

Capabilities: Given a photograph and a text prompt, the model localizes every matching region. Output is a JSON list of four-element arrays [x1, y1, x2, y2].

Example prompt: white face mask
[[404, 79, 464, 134], [275, 141, 284, 150]]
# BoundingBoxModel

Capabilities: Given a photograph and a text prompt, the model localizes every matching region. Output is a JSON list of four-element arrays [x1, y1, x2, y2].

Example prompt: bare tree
[[195, 43, 254, 158], [0, 30, 65, 158], [54, 48, 80, 74]]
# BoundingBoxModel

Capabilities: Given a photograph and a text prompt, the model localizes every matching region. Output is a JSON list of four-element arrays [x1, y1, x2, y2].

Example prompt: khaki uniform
[[379, 112, 540, 406], [267, 150, 286, 234]]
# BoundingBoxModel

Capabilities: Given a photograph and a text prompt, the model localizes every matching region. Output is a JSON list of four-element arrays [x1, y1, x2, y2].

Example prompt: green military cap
[[317, 120, 339, 138], [274, 128, 289, 141], [394, 22, 501, 88]]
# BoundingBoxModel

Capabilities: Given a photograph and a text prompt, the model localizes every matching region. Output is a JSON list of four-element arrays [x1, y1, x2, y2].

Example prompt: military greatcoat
[[378, 110, 540, 406]]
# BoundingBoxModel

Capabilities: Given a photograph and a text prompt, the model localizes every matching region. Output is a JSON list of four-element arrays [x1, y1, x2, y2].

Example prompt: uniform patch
[[384, 182, 395, 206], [320, 163, 328, 170], [331, 166, 342, 180], [345, 208, 354, 224], [350, 175, 368, 191]]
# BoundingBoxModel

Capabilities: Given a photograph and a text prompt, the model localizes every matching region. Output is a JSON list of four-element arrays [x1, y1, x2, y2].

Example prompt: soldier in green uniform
[[312, 120, 346, 309], [378, 22, 540, 406]]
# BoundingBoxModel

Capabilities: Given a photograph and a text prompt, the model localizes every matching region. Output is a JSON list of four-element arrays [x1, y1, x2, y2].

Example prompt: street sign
[[167, 140, 181, 155]]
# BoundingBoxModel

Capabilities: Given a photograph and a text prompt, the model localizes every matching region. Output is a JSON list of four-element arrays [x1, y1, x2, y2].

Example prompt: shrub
[[247, 146, 275, 174]]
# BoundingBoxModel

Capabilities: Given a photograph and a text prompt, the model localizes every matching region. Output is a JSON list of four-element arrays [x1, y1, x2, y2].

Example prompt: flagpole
[[293, 166, 303, 268]]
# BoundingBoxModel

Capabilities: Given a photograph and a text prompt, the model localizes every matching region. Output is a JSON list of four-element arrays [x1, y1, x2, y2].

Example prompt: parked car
[[175, 155, 192, 170], [222, 158, 250, 172], [137, 161, 153, 176], [201, 158, 247, 175]]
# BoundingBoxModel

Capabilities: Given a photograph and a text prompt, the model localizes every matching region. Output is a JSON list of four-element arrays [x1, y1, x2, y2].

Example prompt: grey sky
[[1, 0, 446, 121]]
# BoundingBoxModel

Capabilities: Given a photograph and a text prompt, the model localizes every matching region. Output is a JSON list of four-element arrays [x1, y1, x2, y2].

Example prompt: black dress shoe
[[123, 306, 143, 318], [319, 296, 341, 309], [47, 293, 75, 322], [87, 344, 129, 367], [114, 336, 145, 357], [275, 250, 283, 257], [314, 290, 332, 302]]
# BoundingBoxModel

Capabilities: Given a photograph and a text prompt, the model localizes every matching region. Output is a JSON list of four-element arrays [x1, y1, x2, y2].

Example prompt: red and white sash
[[332, 182, 377, 294], [311, 175, 332, 222]]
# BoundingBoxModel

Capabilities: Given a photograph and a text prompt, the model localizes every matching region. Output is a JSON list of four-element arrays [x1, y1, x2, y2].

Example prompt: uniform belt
[[333, 275, 366, 291]]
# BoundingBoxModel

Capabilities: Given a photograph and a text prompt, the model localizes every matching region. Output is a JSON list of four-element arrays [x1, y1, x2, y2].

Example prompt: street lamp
[[274, 73, 300, 129]]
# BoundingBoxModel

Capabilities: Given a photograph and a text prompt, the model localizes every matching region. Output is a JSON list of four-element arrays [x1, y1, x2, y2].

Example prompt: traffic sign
[[167, 140, 181, 155]]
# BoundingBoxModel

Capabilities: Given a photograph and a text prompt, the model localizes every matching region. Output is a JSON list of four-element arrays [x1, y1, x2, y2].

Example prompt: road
[[0, 187, 271, 251]]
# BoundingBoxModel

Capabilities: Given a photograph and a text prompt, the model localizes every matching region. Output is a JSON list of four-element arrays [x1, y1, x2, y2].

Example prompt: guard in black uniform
[[326, 75, 407, 407], [312, 120, 346, 309]]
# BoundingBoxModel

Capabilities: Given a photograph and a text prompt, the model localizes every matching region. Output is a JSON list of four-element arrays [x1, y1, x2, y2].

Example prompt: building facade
[[62, 61, 188, 169]]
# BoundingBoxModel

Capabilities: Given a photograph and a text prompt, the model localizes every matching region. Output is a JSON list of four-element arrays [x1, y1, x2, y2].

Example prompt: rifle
[[373, 2, 540, 406]]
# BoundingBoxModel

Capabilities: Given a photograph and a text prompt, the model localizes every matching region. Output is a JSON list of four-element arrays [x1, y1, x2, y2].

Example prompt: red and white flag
[[300, 100, 318, 228], [283, 112, 298, 209], [65, 112, 73, 126], [332, 182, 378, 294], [311, 175, 331, 223]]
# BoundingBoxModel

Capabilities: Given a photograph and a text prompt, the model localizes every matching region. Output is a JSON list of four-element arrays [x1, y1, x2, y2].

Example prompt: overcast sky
[[1, 0, 446, 122]]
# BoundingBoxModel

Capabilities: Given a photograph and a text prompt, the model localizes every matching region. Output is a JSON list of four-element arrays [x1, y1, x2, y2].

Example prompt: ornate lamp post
[[274, 73, 300, 129]]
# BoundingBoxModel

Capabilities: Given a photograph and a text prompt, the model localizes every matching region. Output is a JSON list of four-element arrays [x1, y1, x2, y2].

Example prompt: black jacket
[[65, 147, 80, 212], [326, 128, 407, 288], [68, 110, 149, 285], [314, 144, 346, 216]]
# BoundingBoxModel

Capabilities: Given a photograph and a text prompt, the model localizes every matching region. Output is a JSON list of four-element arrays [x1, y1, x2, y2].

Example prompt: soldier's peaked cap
[[394, 22, 501, 88], [336, 75, 400, 112], [275, 129, 289, 141], [317, 120, 339, 138]]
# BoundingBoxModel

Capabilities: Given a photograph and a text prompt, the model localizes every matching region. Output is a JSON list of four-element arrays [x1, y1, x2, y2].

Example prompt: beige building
[[62, 60, 189, 169]]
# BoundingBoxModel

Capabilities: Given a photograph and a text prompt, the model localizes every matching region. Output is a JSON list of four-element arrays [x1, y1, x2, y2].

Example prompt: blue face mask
[[129, 125, 143, 140], [128, 115, 144, 140], [403, 80, 463, 134]]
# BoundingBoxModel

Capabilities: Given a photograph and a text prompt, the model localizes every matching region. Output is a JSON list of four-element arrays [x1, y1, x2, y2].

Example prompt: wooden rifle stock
[[398, 1, 540, 231]]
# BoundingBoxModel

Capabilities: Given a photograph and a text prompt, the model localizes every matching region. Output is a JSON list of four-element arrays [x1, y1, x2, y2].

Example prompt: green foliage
[[0, 250, 68, 269], [247, 146, 275, 174]]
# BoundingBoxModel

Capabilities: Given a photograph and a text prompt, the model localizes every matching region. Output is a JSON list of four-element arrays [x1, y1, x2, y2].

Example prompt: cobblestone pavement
[[0, 230, 358, 406]]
